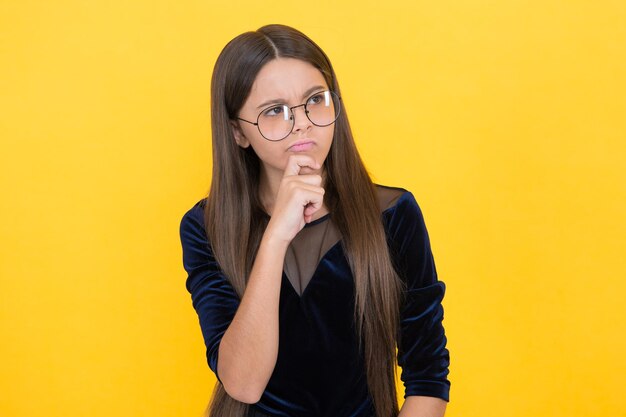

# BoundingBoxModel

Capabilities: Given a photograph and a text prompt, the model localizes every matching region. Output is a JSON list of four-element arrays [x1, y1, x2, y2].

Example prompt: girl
[[180, 24, 450, 417]]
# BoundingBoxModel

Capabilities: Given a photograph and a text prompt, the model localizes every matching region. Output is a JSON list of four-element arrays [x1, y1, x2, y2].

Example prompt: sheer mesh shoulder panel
[[376, 184, 406, 212], [283, 184, 406, 296]]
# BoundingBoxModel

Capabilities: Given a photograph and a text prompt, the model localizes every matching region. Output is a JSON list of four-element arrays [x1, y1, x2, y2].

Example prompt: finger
[[303, 199, 323, 217], [291, 183, 325, 198], [287, 185, 323, 212], [283, 154, 321, 177], [284, 174, 324, 187], [298, 188, 324, 208]]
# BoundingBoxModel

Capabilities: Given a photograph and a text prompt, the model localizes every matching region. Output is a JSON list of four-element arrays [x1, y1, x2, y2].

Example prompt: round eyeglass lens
[[257, 104, 292, 141], [256, 90, 341, 141], [305, 90, 340, 127]]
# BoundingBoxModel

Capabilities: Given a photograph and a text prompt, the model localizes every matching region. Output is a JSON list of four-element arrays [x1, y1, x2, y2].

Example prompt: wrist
[[261, 227, 291, 251]]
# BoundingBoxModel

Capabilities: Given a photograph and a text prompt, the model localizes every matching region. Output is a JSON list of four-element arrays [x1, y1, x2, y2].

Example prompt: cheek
[[318, 127, 335, 151], [247, 138, 287, 168], [251, 144, 279, 161]]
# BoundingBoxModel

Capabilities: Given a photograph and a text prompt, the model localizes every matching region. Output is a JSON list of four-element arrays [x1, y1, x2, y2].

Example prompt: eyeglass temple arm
[[236, 117, 257, 126]]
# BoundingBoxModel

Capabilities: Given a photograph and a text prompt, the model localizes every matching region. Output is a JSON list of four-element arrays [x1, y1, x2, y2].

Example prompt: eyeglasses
[[236, 90, 342, 141]]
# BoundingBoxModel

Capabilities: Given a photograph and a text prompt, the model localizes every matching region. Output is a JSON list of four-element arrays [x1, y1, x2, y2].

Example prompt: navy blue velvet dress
[[179, 186, 450, 417]]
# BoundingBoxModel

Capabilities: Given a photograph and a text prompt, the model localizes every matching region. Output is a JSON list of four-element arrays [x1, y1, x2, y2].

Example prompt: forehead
[[247, 58, 328, 102]]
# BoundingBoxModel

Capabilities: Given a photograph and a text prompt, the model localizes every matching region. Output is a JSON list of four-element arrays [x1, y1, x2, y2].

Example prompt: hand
[[264, 154, 325, 244]]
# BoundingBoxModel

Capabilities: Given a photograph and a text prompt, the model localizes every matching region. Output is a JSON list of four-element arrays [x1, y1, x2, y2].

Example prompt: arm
[[399, 396, 447, 417], [180, 206, 287, 404], [385, 192, 451, 403], [216, 231, 288, 403], [180, 155, 325, 404], [215, 155, 325, 402]]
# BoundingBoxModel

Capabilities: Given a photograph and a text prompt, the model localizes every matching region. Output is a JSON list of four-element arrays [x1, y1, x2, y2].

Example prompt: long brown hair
[[204, 24, 405, 417]]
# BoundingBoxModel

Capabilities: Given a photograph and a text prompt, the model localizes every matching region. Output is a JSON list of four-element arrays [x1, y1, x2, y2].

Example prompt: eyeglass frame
[[235, 89, 342, 141]]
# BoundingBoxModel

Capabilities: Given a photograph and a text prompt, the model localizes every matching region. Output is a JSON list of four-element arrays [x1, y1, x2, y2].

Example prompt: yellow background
[[1, 1, 624, 416]]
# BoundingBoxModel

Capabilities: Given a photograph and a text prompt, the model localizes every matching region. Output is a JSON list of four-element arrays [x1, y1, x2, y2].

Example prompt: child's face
[[231, 57, 336, 180]]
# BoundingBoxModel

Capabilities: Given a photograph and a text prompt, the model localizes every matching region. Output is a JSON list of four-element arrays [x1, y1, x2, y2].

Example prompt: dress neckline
[[259, 210, 331, 228], [304, 212, 331, 228]]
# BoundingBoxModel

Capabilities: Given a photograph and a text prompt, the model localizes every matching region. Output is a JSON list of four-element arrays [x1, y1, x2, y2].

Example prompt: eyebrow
[[255, 85, 327, 110]]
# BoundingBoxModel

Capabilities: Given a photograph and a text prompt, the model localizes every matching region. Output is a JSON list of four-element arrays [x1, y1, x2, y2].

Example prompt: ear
[[229, 120, 250, 149]]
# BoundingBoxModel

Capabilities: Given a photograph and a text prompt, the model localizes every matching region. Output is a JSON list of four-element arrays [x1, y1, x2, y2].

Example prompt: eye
[[263, 105, 285, 117], [307, 92, 325, 106]]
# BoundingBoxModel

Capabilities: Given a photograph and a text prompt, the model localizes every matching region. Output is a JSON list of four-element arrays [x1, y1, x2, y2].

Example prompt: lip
[[288, 140, 315, 152]]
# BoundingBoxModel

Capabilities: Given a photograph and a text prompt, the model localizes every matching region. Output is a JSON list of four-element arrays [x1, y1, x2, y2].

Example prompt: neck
[[258, 168, 281, 215]]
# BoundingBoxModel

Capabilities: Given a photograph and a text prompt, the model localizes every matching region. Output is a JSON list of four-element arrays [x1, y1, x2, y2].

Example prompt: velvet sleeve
[[179, 203, 241, 384], [385, 192, 451, 401]]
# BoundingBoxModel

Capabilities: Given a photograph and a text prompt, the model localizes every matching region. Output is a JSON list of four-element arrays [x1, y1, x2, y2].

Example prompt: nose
[[290, 104, 311, 134]]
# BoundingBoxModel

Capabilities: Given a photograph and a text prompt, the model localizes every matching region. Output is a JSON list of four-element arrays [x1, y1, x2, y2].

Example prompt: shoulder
[[373, 183, 419, 213], [179, 198, 209, 242], [374, 183, 427, 236], [374, 183, 408, 212], [179, 198, 215, 284], [180, 198, 208, 226]]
